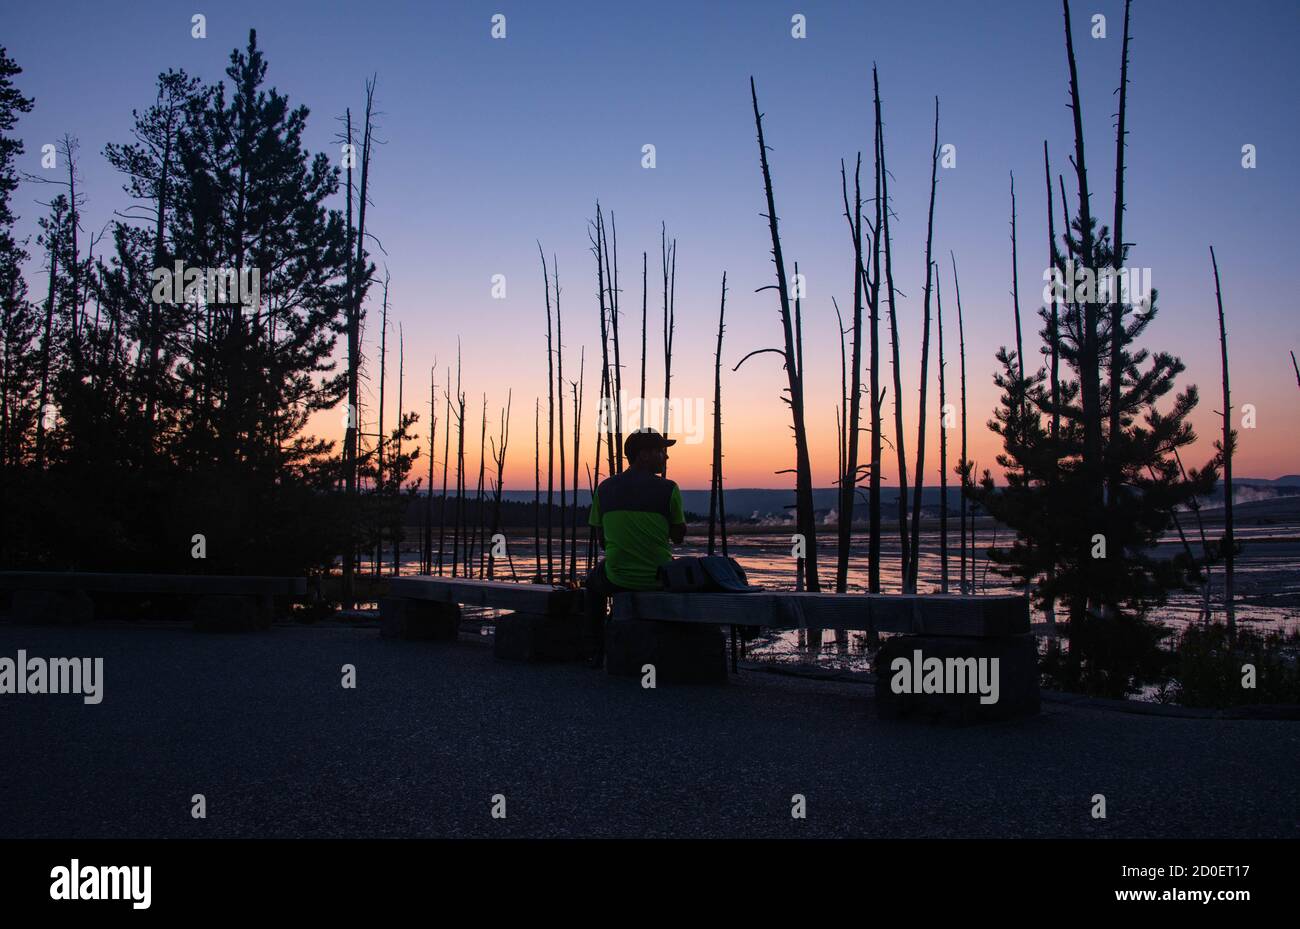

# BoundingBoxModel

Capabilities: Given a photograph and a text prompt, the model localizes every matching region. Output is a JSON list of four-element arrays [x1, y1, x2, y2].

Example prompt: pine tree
[[0, 47, 36, 473], [970, 0, 1218, 697], [166, 29, 350, 573]]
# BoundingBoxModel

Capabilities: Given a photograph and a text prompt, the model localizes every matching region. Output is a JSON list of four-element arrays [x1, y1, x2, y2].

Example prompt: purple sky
[[6, 0, 1298, 486]]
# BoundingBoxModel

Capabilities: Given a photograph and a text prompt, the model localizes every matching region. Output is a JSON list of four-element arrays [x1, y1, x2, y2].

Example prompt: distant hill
[[495, 486, 959, 523], [408, 476, 1299, 526], [487, 476, 1300, 522]]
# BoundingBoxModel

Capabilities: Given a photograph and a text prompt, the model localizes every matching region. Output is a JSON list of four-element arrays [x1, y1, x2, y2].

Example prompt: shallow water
[[357, 519, 1300, 676]]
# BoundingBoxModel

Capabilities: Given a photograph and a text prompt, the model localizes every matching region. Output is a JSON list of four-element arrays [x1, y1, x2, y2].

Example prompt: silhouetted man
[[583, 428, 687, 667]]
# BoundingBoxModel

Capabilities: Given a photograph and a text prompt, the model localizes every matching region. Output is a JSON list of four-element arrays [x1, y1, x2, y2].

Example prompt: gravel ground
[[1, 621, 1296, 839]]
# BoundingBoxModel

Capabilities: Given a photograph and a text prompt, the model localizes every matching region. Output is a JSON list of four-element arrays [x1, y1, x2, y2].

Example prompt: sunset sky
[[7, 0, 1298, 488]]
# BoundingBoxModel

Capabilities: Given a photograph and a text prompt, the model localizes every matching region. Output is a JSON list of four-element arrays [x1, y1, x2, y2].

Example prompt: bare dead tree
[[1010, 172, 1025, 393], [393, 322, 404, 575], [661, 223, 677, 457], [741, 77, 820, 595], [475, 394, 487, 578], [868, 67, 885, 594], [605, 213, 624, 474], [374, 273, 389, 575], [342, 79, 377, 605], [488, 392, 512, 579], [936, 262, 949, 593], [1108, 0, 1133, 502], [1058, 174, 1073, 263], [30, 135, 86, 349], [709, 273, 728, 555], [906, 96, 940, 594], [585, 463, 597, 574], [1042, 141, 1063, 627], [1173, 447, 1215, 621], [340, 105, 357, 590], [555, 254, 567, 583], [1063, 0, 1104, 535], [32, 135, 87, 466], [835, 155, 866, 595], [571, 347, 584, 583], [539, 242, 555, 582], [878, 80, 909, 587], [793, 260, 815, 609], [424, 366, 436, 573], [452, 352, 466, 578], [1211, 246, 1235, 637], [591, 209, 616, 480], [952, 251, 969, 594], [835, 299, 848, 539], [438, 365, 451, 576], [639, 251, 648, 427], [1045, 142, 1062, 443], [33, 195, 61, 469], [533, 397, 541, 581]]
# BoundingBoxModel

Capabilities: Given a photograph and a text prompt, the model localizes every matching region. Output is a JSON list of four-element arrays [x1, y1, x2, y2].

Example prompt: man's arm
[[668, 484, 686, 545], [589, 487, 605, 550]]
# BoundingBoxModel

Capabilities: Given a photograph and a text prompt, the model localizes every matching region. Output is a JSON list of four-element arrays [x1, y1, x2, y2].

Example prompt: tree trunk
[[1043, 141, 1061, 628], [1108, 0, 1133, 502], [639, 252, 648, 427], [878, 87, 909, 588], [555, 255, 567, 583], [533, 398, 541, 581], [438, 366, 451, 576], [951, 252, 969, 594], [571, 349, 584, 583], [539, 244, 555, 582], [937, 265, 949, 593], [1211, 246, 1235, 637], [835, 156, 865, 596], [906, 97, 940, 593], [868, 68, 885, 595], [375, 276, 388, 576], [709, 273, 727, 555], [750, 77, 819, 596], [425, 368, 436, 573], [662, 227, 676, 463], [394, 323, 404, 576]]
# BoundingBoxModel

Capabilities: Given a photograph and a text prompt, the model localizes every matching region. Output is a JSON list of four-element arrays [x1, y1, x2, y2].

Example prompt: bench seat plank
[[611, 591, 1028, 637], [387, 577, 579, 615], [0, 572, 307, 597]]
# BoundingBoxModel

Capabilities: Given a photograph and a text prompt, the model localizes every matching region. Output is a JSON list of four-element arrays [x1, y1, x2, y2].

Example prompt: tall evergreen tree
[[0, 48, 37, 568], [104, 69, 202, 453], [970, 0, 1218, 697], [158, 30, 349, 572]]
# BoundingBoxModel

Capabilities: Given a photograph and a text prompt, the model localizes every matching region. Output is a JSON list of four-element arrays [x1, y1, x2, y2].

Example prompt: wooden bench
[[611, 590, 1038, 721], [612, 591, 1029, 636], [382, 577, 584, 662], [0, 572, 309, 631], [379, 576, 1039, 722]]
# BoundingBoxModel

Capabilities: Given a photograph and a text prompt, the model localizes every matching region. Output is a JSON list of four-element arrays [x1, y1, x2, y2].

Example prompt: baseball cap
[[623, 428, 677, 460]]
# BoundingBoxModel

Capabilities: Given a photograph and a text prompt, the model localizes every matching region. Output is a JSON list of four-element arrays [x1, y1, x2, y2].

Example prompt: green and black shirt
[[588, 470, 686, 589]]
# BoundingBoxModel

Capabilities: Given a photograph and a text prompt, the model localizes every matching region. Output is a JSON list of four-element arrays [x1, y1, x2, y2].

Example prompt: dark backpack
[[657, 556, 756, 593], [657, 556, 762, 644]]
